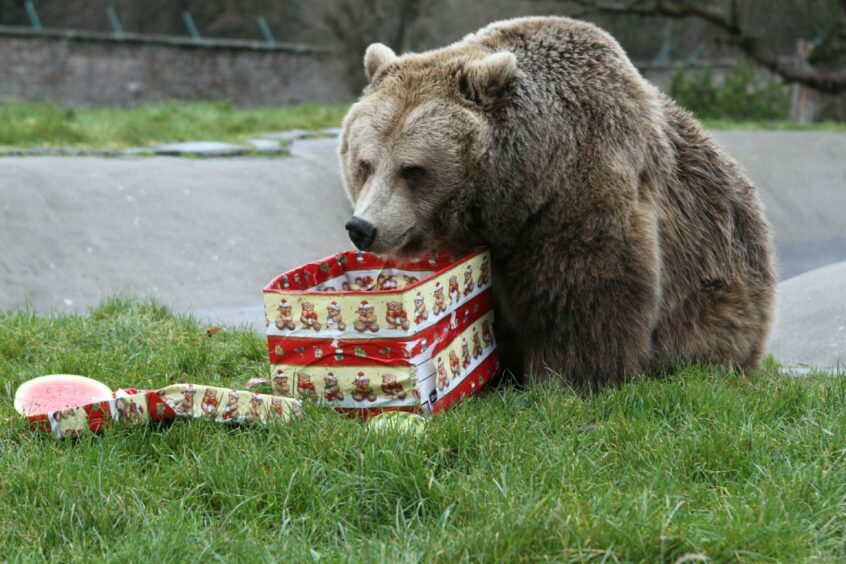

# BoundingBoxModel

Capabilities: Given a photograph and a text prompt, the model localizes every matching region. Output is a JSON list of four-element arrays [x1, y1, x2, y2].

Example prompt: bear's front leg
[[526, 246, 659, 387], [503, 197, 661, 388]]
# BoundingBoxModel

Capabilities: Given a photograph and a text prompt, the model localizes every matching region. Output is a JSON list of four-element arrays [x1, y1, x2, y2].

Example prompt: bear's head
[[340, 18, 657, 259], [339, 42, 519, 257], [382, 374, 397, 385], [387, 301, 403, 313], [302, 302, 315, 313]]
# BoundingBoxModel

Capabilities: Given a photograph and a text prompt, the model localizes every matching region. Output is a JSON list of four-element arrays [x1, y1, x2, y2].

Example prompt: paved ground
[[768, 261, 846, 373], [0, 155, 351, 329], [711, 131, 846, 279], [1, 130, 844, 369]]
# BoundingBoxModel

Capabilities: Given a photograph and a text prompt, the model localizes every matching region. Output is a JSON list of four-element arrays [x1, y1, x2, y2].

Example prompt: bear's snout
[[346, 216, 377, 251]]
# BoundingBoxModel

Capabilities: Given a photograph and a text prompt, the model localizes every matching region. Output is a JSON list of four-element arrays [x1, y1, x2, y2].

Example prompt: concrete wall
[[0, 26, 353, 107]]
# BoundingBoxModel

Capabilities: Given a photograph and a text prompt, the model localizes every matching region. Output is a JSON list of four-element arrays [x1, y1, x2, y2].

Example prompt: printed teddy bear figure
[[380, 374, 407, 400], [270, 396, 286, 418], [377, 274, 399, 290], [437, 357, 449, 391], [482, 321, 494, 347], [326, 302, 346, 331], [247, 395, 264, 420], [297, 373, 319, 401], [472, 327, 484, 358], [449, 350, 461, 378], [300, 302, 321, 331], [478, 256, 490, 286], [354, 300, 379, 332], [413, 292, 428, 324], [461, 338, 471, 369], [448, 276, 460, 305], [402, 275, 419, 287], [52, 407, 83, 438], [353, 276, 374, 290], [353, 372, 377, 402], [385, 301, 410, 330], [323, 372, 345, 401], [432, 282, 448, 315], [200, 388, 220, 418], [221, 390, 240, 421], [276, 300, 295, 330], [174, 386, 196, 415], [113, 398, 141, 423], [272, 370, 291, 396], [463, 265, 475, 296]]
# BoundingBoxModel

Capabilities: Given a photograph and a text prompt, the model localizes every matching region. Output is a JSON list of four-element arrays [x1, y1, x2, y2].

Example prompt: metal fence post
[[24, 1, 43, 30], [106, 6, 124, 37], [257, 16, 275, 44], [182, 11, 201, 40]]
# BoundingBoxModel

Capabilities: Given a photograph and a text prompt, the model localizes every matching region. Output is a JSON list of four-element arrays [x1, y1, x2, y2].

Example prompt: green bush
[[669, 62, 791, 121]]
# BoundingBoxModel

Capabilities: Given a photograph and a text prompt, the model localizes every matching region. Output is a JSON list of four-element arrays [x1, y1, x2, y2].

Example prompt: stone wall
[[0, 26, 352, 107]]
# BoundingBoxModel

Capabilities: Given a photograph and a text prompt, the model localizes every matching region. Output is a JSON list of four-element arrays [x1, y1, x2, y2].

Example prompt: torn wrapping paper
[[262, 250, 499, 414], [26, 383, 302, 439]]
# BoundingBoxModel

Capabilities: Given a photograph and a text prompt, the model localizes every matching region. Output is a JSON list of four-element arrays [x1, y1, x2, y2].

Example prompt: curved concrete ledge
[[768, 261, 846, 373]]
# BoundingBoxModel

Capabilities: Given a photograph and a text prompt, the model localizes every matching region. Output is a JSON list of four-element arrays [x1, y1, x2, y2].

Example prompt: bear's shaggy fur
[[339, 16, 776, 387]]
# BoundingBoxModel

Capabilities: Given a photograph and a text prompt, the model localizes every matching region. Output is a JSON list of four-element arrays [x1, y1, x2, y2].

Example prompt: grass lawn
[[1, 100, 844, 151], [0, 101, 350, 149], [2, 300, 846, 561]]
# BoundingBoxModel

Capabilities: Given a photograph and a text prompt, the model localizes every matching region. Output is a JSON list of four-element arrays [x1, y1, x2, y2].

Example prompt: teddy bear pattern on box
[[264, 251, 491, 339]]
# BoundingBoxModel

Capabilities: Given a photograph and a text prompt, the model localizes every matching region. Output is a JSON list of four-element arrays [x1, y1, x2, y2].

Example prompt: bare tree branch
[[569, 0, 846, 93]]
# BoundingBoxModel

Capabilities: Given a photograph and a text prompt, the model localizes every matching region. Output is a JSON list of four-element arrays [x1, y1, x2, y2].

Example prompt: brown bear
[[174, 387, 196, 415], [385, 301, 411, 330], [448, 349, 461, 378], [413, 292, 428, 324], [300, 302, 321, 332], [221, 390, 240, 421], [323, 372, 345, 401], [247, 395, 264, 420], [296, 373, 319, 401], [339, 16, 775, 387], [353, 372, 377, 402], [432, 282, 448, 315], [447, 276, 461, 306], [326, 302, 346, 331], [200, 388, 220, 418], [276, 300, 295, 331], [380, 373, 407, 400], [270, 396, 286, 418], [463, 265, 475, 296], [436, 357, 450, 391], [272, 370, 291, 396], [472, 327, 484, 358], [354, 300, 379, 332]]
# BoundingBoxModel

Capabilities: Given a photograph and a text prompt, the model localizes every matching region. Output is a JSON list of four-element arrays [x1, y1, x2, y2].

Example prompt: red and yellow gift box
[[263, 250, 499, 414]]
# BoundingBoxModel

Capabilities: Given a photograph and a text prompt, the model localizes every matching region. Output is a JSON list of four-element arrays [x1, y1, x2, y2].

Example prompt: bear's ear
[[364, 43, 398, 82], [458, 51, 517, 107]]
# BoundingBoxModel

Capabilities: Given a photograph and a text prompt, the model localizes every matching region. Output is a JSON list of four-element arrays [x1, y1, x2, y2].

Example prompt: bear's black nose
[[345, 216, 377, 251]]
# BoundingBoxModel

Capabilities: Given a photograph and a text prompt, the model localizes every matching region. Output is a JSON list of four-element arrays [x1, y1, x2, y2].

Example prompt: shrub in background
[[669, 62, 791, 121]]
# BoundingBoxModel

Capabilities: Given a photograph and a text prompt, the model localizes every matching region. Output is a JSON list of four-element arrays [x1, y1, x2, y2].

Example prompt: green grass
[[1, 100, 844, 152], [702, 119, 846, 131], [0, 101, 351, 149], [2, 300, 846, 561]]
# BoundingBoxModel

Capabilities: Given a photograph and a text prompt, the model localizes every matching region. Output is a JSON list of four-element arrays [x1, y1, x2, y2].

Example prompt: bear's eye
[[400, 165, 426, 184], [357, 160, 372, 180]]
